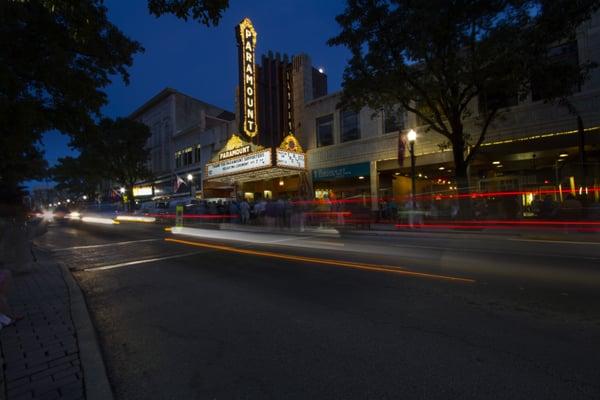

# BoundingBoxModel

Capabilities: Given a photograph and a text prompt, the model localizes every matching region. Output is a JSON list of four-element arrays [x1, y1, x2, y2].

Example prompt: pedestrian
[[276, 198, 285, 229], [0, 269, 22, 329], [239, 199, 250, 224]]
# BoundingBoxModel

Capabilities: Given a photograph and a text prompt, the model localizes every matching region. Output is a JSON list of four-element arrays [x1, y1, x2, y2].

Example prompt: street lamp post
[[187, 173, 193, 198], [407, 129, 417, 209]]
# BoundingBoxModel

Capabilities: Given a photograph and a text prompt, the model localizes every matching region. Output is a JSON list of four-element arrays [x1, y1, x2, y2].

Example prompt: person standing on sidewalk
[[0, 268, 22, 328]]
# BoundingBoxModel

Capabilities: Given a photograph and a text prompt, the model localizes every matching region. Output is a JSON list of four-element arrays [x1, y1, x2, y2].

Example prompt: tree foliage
[[1, 0, 143, 202], [148, 0, 229, 25], [329, 0, 600, 210], [51, 154, 103, 200], [53, 118, 153, 209]]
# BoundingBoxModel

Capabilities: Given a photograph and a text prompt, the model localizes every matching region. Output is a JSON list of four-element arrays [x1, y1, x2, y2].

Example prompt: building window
[[183, 147, 193, 166], [316, 114, 334, 147], [175, 151, 182, 169], [195, 145, 201, 164], [384, 106, 405, 134], [341, 110, 360, 142]]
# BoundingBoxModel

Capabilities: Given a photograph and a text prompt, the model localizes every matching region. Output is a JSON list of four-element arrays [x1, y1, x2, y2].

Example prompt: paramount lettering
[[237, 18, 258, 138], [219, 145, 251, 160]]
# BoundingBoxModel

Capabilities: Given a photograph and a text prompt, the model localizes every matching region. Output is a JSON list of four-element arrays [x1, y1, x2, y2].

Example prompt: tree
[[52, 118, 152, 210], [148, 0, 229, 25], [1, 1, 143, 204], [329, 0, 600, 216], [1, 0, 230, 208], [93, 118, 153, 211], [51, 154, 104, 201]]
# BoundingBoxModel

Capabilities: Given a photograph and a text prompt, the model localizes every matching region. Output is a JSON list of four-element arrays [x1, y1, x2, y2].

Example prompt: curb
[[58, 263, 114, 400]]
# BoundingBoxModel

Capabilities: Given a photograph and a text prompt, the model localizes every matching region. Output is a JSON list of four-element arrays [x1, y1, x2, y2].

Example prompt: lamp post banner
[[398, 132, 407, 167]]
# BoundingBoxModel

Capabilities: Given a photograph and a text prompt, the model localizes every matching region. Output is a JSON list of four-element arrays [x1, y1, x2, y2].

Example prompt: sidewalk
[[1, 248, 112, 400], [203, 221, 599, 242]]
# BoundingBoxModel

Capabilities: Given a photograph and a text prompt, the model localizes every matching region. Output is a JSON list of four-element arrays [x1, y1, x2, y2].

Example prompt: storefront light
[[279, 179, 284, 186], [559, 153, 568, 158], [438, 166, 445, 170], [492, 161, 501, 165], [358, 176, 365, 180]]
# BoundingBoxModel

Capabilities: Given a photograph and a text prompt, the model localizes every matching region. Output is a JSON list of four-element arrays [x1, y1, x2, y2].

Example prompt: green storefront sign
[[312, 162, 370, 181]]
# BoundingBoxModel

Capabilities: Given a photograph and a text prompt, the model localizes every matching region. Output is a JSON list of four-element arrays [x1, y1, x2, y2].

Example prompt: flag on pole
[[174, 175, 186, 193]]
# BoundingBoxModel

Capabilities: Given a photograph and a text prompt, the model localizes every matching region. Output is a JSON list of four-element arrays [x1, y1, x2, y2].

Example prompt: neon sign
[[236, 18, 258, 138]]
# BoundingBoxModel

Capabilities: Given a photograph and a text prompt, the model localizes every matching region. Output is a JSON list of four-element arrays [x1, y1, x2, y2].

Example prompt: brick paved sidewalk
[[1, 259, 84, 400]]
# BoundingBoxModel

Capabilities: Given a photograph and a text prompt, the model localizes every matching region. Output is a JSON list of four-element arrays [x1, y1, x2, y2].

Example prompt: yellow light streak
[[81, 216, 119, 225], [115, 215, 156, 223], [164, 238, 475, 284]]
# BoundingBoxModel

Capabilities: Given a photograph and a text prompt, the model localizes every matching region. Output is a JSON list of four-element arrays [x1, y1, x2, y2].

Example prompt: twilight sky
[[32, 0, 350, 189]]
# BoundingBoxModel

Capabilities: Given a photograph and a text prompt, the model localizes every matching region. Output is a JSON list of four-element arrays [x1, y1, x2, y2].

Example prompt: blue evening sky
[[31, 0, 349, 190]]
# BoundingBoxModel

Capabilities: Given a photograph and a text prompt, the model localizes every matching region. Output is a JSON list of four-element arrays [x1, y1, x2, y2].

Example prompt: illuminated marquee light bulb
[[237, 18, 258, 138]]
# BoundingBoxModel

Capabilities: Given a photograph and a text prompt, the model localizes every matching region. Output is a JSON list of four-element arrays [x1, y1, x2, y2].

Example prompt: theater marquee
[[236, 18, 258, 138], [207, 149, 272, 178]]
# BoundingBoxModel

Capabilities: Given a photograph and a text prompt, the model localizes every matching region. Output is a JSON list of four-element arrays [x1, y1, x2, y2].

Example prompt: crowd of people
[[161, 192, 600, 229]]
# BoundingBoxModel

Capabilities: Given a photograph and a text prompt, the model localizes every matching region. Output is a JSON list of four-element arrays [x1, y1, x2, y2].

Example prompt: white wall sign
[[276, 149, 305, 169], [207, 149, 272, 178]]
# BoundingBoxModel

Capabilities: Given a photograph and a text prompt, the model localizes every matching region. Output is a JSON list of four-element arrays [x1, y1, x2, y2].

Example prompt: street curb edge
[[59, 263, 114, 400]]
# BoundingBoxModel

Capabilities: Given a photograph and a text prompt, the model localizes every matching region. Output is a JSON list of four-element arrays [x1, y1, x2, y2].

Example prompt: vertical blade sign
[[285, 66, 294, 135], [236, 18, 258, 138]]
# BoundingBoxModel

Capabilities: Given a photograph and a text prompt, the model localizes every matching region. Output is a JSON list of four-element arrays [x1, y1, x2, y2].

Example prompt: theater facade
[[203, 18, 310, 201]]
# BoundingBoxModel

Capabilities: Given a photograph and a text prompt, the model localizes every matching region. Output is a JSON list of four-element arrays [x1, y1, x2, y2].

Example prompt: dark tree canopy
[[51, 154, 104, 200], [148, 0, 229, 25], [329, 0, 599, 211], [1, 0, 230, 207], [1, 0, 143, 202], [52, 118, 152, 209], [94, 117, 153, 193]]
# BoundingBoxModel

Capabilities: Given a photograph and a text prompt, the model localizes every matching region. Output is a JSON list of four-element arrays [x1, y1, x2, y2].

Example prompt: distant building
[[129, 88, 234, 200]]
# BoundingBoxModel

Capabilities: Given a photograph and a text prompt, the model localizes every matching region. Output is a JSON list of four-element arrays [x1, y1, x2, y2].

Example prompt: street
[[36, 221, 600, 399]]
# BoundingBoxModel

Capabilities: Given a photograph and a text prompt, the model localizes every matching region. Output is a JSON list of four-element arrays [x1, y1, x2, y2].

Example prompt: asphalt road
[[36, 221, 600, 399]]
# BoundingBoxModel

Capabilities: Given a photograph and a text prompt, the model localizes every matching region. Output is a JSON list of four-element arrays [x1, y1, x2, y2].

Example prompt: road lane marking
[[508, 238, 600, 245], [83, 251, 204, 271], [53, 238, 162, 251], [165, 238, 475, 284]]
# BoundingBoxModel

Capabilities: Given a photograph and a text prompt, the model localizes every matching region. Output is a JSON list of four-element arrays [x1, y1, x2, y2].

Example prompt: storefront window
[[316, 114, 334, 147], [341, 110, 360, 142]]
